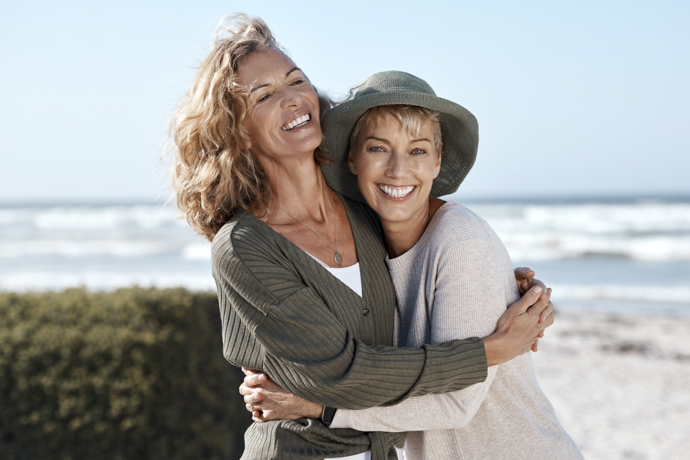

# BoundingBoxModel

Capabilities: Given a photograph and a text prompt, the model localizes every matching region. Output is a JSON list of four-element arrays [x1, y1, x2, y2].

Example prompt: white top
[[306, 253, 363, 297], [330, 202, 582, 460]]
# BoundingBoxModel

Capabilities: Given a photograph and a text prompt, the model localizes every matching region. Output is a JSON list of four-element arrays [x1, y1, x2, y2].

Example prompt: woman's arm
[[241, 234, 552, 429], [241, 284, 551, 425], [214, 217, 551, 412], [214, 219, 485, 411], [329, 236, 530, 431]]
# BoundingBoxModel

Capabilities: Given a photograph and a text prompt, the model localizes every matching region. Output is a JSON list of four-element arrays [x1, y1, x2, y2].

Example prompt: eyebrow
[[364, 136, 390, 143], [364, 136, 432, 143], [249, 67, 302, 93]]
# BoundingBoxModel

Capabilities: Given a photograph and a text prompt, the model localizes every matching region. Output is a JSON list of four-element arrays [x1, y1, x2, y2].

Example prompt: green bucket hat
[[320, 71, 479, 203]]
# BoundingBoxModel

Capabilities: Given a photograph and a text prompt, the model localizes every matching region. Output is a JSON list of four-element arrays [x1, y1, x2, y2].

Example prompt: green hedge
[[0, 287, 252, 460]]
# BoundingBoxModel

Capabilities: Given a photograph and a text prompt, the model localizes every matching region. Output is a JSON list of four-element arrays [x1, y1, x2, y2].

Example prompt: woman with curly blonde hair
[[170, 16, 331, 241], [169, 13, 553, 460]]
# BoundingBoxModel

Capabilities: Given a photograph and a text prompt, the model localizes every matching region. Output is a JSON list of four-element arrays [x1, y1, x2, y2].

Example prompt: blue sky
[[1, 0, 688, 202]]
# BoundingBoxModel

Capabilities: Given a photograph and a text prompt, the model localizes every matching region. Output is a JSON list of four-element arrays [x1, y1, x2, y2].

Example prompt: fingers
[[243, 372, 267, 388], [246, 402, 259, 413], [239, 382, 251, 396], [526, 288, 551, 318], [539, 300, 554, 323], [249, 406, 269, 423], [512, 285, 544, 314], [514, 267, 535, 280], [244, 389, 263, 407], [530, 277, 547, 294], [242, 367, 262, 376], [252, 411, 266, 423], [531, 338, 539, 352]]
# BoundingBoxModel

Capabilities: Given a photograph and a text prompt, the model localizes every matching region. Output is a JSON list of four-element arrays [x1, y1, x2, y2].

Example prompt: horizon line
[[2, 191, 690, 207]]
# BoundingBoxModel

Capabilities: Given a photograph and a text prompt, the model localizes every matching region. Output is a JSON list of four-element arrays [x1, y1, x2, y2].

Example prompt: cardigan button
[[362, 309, 370, 316]]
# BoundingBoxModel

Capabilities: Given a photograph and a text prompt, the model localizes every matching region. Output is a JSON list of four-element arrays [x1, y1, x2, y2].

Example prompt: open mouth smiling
[[281, 113, 310, 131], [378, 184, 415, 198]]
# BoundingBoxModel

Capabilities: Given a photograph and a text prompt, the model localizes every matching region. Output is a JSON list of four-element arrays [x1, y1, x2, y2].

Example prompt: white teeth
[[378, 185, 414, 198], [281, 114, 310, 131]]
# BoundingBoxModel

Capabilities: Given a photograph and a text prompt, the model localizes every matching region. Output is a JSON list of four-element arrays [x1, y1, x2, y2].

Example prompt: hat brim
[[320, 91, 479, 203]]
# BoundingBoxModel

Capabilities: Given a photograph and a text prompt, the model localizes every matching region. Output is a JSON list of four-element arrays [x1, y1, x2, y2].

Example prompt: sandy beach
[[533, 310, 690, 459]]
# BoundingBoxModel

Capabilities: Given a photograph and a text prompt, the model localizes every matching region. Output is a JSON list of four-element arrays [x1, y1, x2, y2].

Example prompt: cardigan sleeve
[[212, 218, 489, 411]]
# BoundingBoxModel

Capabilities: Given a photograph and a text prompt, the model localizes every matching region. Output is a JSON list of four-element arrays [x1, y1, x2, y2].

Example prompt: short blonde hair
[[348, 105, 442, 159], [168, 13, 331, 241]]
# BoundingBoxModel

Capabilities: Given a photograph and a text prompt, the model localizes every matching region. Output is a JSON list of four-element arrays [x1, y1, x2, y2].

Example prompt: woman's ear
[[347, 153, 357, 175]]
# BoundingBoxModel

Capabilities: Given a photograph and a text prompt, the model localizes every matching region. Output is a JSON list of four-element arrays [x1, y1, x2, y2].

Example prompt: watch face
[[322, 406, 337, 425]]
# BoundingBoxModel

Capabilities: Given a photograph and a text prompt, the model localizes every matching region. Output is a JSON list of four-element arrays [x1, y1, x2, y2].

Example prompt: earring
[[351, 167, 356, 173], [432, 171, 437, 177]]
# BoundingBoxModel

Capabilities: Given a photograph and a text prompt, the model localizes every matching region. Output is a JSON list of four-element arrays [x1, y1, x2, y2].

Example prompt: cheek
[[351, 156, 374, 190], [417, 158, 439, 181], [246, 111, 278, 149], [353, 156, 376, 182]]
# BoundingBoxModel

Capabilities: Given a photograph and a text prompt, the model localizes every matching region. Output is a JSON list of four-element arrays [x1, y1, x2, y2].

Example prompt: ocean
[[1, 196, 689, 316]]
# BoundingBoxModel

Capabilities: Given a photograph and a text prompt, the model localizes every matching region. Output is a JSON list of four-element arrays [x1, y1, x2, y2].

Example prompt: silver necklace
[[272, 192, 342, 265]]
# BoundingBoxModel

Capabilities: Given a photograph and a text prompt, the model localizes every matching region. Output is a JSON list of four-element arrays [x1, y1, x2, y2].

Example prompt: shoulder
[[428, 201, 498, 247], [211, 212, 241, 252], [210, 210, 300, 312], [211, 211, 248, 266], [211, 210, 284, 274]]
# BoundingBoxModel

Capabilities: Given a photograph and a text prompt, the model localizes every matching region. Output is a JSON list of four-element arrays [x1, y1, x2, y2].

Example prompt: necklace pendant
[[334, 251, 343, 265]]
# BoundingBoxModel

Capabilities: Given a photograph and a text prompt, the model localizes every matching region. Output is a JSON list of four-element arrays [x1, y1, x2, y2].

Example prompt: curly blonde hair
[[169, 13, 331, 241]]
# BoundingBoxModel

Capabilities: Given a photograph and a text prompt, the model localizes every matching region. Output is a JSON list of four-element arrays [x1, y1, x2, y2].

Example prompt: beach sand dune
[[533, 311, 690, 460]]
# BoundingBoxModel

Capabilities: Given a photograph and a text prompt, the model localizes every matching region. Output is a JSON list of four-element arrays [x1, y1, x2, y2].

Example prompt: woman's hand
[[514, 267, 550, 323], [482, 285, 554, 366], [514, 267, 536, 296], [239, 368, 323, 423]]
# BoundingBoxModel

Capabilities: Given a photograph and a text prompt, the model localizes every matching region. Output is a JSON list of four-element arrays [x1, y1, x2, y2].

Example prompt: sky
[[1, 0, 688, 203]]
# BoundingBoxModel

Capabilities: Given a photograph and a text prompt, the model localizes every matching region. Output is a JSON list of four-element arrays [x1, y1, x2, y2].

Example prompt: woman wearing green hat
[[170, 13, 553, 460], [240, 71, 582, 459]]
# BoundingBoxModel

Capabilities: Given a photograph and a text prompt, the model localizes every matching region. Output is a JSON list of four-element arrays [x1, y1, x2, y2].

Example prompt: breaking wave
[[466, 201, 690, 262]]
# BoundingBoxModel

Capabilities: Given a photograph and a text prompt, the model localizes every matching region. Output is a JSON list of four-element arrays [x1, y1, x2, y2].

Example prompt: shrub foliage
[[0, 288, 251, 460]]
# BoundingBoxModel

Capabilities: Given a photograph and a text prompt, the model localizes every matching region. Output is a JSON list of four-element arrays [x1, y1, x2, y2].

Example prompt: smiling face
[[349, 108, 442, 232], [237, 48, 322, 164]]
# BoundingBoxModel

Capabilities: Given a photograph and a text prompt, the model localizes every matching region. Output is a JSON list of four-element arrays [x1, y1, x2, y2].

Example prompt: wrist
[[310, 404, 324, 419], [482, 333, 506, 367], [321, 406, 337, 426]]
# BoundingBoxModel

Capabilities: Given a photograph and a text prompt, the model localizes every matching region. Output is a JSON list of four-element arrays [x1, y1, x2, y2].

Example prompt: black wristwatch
[[321, 406, 337, 426]]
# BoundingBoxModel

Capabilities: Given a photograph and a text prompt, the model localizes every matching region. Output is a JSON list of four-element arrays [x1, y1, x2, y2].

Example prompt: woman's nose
[[280, 86, 302, 108], [386, 153, 409, 178]]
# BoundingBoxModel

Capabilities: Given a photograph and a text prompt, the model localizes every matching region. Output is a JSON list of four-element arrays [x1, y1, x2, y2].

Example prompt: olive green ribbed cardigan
[[211, 196, 488, 460]]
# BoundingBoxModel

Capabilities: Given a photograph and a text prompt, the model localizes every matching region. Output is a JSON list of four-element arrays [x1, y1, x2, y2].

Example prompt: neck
[[256, 150, 331, 220], [382, 196, 445, 258]]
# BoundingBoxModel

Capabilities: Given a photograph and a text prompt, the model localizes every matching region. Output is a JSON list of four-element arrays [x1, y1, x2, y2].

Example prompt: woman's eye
[[369, 146, 385, 152], [257, 93, 272, 103], [412, 148, 427, 155], [290, 79, 305, 86]]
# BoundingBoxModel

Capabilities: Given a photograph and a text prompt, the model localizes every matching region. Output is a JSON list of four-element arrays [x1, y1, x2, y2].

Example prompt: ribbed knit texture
[[330, 202, 583, 459], [211, 196, 488, 460]]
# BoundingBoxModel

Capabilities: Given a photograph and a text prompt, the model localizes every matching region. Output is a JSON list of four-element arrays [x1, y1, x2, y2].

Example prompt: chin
[[371, 205, 412, 223]]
